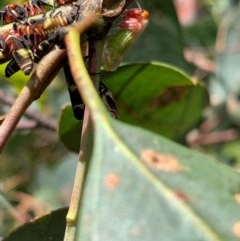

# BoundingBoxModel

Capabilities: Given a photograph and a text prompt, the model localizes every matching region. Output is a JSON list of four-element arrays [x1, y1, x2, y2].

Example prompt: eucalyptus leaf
[[75, 118, 240, 241], [103, 62, 209, 140], [2, 208, 68, 241], [58, 104, 82, 152]]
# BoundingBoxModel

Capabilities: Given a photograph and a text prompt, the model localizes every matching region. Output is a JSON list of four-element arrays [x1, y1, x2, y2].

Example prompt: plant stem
[[0, 48, 66, 153], [63, 15, 105, 241], [65, 28, 109, 125]]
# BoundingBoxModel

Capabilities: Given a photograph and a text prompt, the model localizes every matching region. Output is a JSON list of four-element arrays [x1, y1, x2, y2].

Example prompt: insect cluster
[[0, 1, 149, 120], [0, 0, 78, 77], [0, 0, 118, 120]]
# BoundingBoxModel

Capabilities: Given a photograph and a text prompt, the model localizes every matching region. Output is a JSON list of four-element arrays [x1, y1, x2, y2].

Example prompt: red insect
[[0, 30, 34, 75], [0, 12, 75, 76], [55, 0, 77, 5], [0, 0, 52, 26], [119, 8, 149, 33], [102, 8, 149, 71], [23, 0, 52, 17], [52, 0, 77, 10], [0, 4, 26, 25]]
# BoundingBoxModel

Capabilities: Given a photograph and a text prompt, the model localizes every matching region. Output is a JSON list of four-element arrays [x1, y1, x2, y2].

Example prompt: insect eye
[[141, 10, 149, 19]]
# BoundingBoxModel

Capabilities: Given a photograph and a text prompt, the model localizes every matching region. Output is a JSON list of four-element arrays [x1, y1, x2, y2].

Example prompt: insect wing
[[102, 29, 134, 71], [102, 9, 149, 72]]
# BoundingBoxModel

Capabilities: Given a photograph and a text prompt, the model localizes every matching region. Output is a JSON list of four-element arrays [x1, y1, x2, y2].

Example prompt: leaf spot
[[130, 227, 141, 236], [141, 149, 186, 172], [173, 191, 189, 203], [233, 221, 240, 239], [235, 194, 240, 204], [150, 86, 186, 108], [104, 173, 120, 190]]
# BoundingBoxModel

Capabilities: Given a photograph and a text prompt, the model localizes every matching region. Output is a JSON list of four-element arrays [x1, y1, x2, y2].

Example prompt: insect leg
[[63, 60, 117, 120], [63, 60, 85, 120], [99, 81, 117, 118]]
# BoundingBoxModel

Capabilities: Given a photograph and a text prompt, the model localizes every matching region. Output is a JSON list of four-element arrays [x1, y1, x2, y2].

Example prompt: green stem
[[65, 28, 110, 126], [63, 16, 107, 241]]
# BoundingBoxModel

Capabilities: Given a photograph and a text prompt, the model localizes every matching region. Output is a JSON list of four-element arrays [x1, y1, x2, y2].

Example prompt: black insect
[[63, 61, 85, 120], [4, 37, 54, 77], [63, 61, 117, 120], [99, 81, 117, 118], [0, 4, 26, 26]]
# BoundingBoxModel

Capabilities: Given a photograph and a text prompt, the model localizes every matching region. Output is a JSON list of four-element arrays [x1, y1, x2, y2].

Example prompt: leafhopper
[[102, 8, 149, 71]]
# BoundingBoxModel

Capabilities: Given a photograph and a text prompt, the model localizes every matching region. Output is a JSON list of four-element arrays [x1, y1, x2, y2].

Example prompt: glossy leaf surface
[[2, 208, 68, 241], [103, 62, 209, 140], [58, 104, 82, 152], [74, 118, 240, 240]]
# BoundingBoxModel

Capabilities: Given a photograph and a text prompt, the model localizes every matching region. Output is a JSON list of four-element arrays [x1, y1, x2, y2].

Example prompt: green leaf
[[75, 118, 240, 241], [58, 104, 82, 152], [0, 62, 29, 92], [63, 25, 240, 241], [222, 140, 240, 164], [103, 62, 209, 140], [2, 208, 68, 241]]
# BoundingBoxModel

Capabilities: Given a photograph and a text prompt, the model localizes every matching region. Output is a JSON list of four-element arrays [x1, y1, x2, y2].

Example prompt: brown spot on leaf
[[173, 191, 189, 203], [233, 221, 240, 239], [150, 86, 187, 108], [235, 194, 240, 204], [130, 227, 141, 236], [104, 173, 120, 190], [141, 149, 186, 172]]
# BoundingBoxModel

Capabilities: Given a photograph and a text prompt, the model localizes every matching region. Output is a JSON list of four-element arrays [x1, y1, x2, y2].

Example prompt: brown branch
[[0, 47, 66, 153], [186, 128, 240, 146], [0, 89, 57, 130]]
